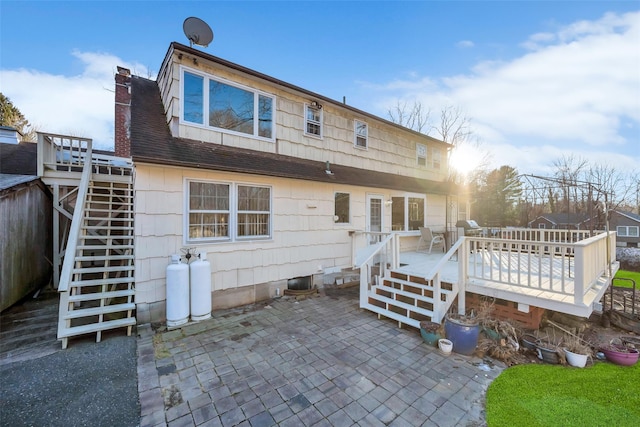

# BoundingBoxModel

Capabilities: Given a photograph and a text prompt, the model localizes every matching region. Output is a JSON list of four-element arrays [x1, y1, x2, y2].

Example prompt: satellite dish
[[183, 17, 213, 48]]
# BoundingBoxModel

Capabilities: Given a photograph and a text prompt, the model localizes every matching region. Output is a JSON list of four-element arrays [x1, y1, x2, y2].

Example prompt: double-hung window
[[354, 120, 368, 148], [305, 104, 323, 137], [417, 144, 427, 166], [182, 68, 275, 141], [187, 180, 271, 242], [391, 195, 425, 231], [617, 226, 639, 237]]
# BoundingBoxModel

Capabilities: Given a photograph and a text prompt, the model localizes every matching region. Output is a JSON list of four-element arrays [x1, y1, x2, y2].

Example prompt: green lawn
[[486, 362, 640, 426], [614, 270, 640, 289]]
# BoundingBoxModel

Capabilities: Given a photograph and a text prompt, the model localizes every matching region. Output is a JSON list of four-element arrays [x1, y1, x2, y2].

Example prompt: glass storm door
[[367, 195, 384, 244]]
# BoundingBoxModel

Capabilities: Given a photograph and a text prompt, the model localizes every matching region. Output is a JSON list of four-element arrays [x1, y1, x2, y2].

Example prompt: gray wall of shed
[[1, 180, 53, 311]]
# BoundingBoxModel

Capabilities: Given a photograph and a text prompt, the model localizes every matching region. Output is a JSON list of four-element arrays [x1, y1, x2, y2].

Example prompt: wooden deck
[[396, 246, 616, 318], [354, 229, 618, 329]]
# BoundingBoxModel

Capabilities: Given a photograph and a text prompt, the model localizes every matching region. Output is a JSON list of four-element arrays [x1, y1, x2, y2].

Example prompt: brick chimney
[[114, 66, 131, 157]]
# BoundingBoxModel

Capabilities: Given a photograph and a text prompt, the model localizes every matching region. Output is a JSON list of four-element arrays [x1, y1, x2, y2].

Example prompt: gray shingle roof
[[0, 141, 37, 175]]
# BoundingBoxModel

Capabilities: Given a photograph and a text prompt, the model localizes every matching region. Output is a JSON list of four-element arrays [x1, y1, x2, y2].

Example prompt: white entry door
[[366, 194, 384, 243]]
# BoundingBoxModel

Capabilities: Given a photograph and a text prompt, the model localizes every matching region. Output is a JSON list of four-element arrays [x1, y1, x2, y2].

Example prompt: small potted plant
[[600, 339, 639, 366], [562, 334, 592, 368], [419, 321, 442, 346], [444, 310, 480, 356]]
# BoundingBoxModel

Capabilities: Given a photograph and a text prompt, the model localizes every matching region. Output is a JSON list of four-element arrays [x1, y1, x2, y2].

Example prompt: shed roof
[[0, 173, 39, 192]]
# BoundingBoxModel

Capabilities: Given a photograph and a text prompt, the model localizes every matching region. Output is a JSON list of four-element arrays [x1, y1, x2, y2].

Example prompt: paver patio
[[137, 285, 504, 427]]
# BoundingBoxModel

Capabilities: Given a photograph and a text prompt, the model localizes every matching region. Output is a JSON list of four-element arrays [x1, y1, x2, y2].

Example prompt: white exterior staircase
[[57, 176, 136, 348], [37, 133, 136, 349]]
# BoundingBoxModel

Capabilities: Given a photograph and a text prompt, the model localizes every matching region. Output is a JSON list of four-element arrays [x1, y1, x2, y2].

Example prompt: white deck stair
[[365, 271, 457, 328], [57, 177, 136, 348]]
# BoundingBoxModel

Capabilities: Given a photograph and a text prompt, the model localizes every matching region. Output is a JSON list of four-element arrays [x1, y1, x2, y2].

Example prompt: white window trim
[[184, 178, 273, 244], [180, 65, 276, 142], [304, 103, 323, 139], [354, 120, 368, 149]]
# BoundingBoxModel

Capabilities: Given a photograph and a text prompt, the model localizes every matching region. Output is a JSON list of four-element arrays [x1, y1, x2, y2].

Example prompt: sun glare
[[450, 145, 481, 176]]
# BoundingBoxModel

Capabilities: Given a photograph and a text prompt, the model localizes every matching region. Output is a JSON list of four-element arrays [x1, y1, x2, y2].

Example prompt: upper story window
[[182, 68, 275, 141], [305, 104, 323, 138], [354, 120, 368, 149], [187, 180, 272, 243], [417, 144, 427, 166], [184, 73, 204, 124]]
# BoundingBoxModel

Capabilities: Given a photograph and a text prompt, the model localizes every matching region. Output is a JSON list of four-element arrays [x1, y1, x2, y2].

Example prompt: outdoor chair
[[417, 227, 445, 254]]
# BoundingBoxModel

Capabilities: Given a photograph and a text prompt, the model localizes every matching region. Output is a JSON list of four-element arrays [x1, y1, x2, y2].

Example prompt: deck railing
[[463, 231, 615, 306], [487, 227, 601, 243], [37, 132, 133, 177], [37, 132, 92, 175]]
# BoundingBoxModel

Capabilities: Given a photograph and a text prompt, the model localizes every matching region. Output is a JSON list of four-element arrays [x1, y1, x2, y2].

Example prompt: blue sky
[[1, 1, 638, 178]]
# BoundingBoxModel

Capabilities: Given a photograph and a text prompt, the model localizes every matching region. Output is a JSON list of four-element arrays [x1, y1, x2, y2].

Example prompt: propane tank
[[166, 254, 189, 327], [190, 252, 212, 321]]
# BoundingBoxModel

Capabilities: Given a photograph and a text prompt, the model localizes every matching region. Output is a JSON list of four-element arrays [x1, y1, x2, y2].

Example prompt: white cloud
[[364, 10, 640, 175], [456, 40, 475, 48], [0, 51, 150, 150]]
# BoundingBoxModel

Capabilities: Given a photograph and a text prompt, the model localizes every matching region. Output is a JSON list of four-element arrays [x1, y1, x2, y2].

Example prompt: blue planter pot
[[445, 316, 480, 355]]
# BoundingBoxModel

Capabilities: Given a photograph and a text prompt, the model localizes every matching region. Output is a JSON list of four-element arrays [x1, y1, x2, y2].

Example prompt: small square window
[[354, 120, 368, 148]]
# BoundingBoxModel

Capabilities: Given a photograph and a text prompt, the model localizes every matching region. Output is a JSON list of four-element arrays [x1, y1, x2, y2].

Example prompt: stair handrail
[[424, 236, 465, 281], [58, 142, 93, 292], [422, 236, 466, 321], [353, 233, 396, 269], [354, 232, 398, 311]]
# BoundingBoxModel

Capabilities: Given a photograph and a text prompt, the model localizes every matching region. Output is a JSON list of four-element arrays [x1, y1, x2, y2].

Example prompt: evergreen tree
[[0, 93, 36, 141]]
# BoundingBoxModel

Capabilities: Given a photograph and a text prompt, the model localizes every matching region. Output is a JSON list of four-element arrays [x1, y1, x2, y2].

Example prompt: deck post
[[457, 237, 468, 315], [573, 244, 584, 305], [53, 183, 60, 289], [359, 263, 368, 309]]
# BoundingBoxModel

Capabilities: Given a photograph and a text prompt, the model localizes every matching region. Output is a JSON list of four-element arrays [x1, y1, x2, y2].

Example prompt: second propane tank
[[190, 252, 212, 321]]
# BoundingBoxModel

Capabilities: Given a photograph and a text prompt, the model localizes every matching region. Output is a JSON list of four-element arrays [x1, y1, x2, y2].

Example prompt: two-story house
[[114, 42, 458, 324]]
